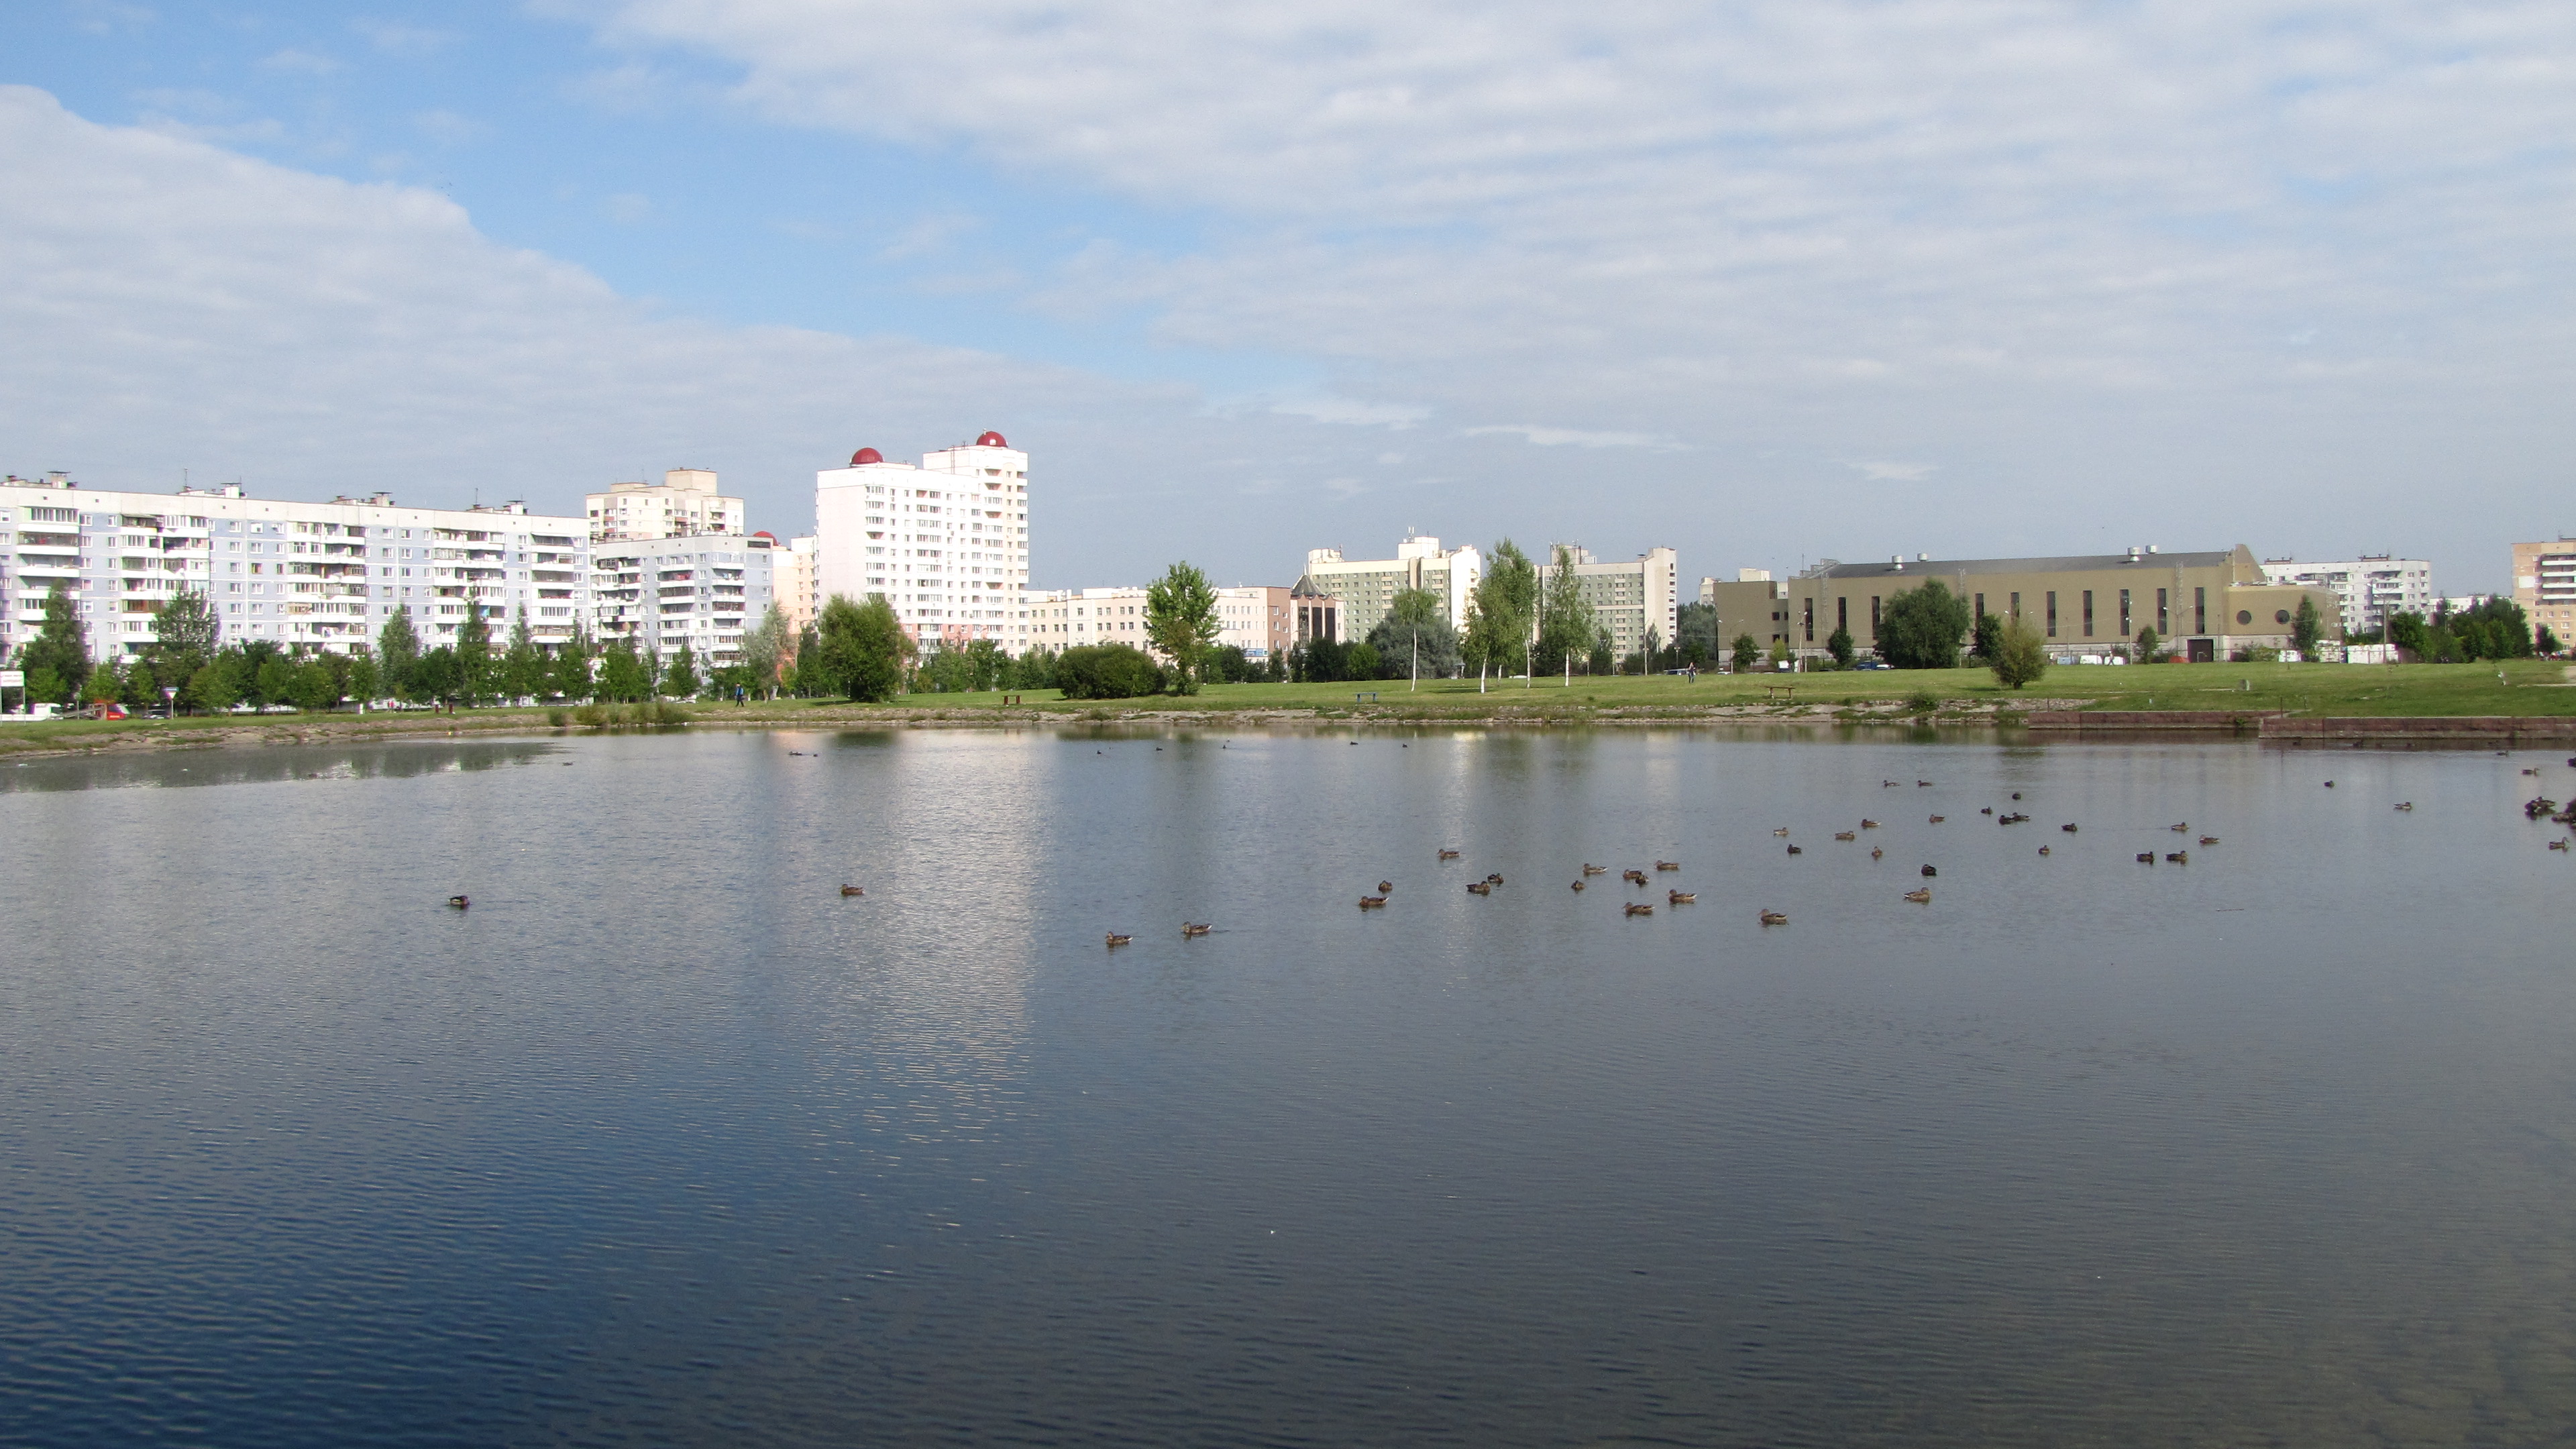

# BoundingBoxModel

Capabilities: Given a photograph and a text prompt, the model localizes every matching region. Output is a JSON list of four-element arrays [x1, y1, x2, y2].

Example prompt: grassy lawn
[[3, 660, 2567, 753]]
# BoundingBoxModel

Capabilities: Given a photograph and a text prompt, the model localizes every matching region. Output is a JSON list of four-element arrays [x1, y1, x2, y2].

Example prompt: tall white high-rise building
[[814, 432, 1030, 652], [2257, 555, 2432, 636]]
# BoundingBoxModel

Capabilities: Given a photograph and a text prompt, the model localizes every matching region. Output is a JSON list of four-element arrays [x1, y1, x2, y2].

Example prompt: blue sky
[[3, 1, 2571, 591]]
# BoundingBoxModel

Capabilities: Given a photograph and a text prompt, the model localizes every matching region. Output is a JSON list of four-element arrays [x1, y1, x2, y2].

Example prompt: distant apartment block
[[1299, 535, 1483, 644], [1024, 584, 1293, 661], [816, 433, 1030, 653], [592, 533, 777, 668], [2512, 539, 2576, 645], [775, 534, 819, 637], [1541, 545, 1680, 660], [1788, 546, 2339, 663], [586, 469, 746, 543], [2258, 555, 2431, 635], [2, 472, 588, 658]]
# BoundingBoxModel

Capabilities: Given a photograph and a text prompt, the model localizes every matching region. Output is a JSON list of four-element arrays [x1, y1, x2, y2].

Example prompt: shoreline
[[9, 696, 2576, 758]]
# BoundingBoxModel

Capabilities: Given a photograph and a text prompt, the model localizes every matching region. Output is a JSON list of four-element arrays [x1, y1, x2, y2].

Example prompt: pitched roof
[[1807, 549, 2236, 581]]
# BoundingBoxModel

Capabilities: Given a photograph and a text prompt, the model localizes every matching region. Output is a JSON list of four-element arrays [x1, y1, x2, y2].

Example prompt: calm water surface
[[3, 727, 2573, 1446]]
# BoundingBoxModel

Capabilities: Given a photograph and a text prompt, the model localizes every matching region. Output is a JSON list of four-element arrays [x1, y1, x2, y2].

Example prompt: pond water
[[3, 727, 2573, 1447]]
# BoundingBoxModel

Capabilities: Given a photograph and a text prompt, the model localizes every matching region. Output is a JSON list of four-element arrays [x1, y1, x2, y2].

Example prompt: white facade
[[586, 468, 746, 543], [2, 474, 588, 657], [592, 534, 777, 667], [776, 534, 819, 637], [2259, 556, 2432, 635], [1544, 544, 1681, 659], [1299, 534, 1483, 643], [815, 433, 1030, 653], [1026, 584, 1292, 661]]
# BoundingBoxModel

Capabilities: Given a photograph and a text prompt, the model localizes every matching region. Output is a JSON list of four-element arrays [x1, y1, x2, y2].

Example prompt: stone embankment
[[2029, 710, 2576, 741]]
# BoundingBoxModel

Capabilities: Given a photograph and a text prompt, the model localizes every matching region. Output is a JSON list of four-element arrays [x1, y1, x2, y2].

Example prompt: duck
[[1378, 880, 1395, 894], [2137, 853, 2155, 863], [1105, 933, 1133, 947], [2393, 802, 2413, 812], [1917, 780, 1934, 788], [1882, 779, 1902, 788], [1786, 844, 1803, 855], [1655, 860, 1680, 871], [1358, 895, 1388, 909], [1834, 830, 1857, 842], [1758, 910, 1789, 926], [1625, 902, 1655, 916], [1623, 868, 1650, 885], [446, 894, 470, 910], [840, 884, 865, 896], [1485, 872, 1505, 885], [1773, 826, 1791, 837], [1570, 879, 1587, 891], [2037, 845, 2051, 856], [1860, 818, 1880, 829], [1181, 922, 1212, 937], [2170, 822, 2189, 833], [1980, 806, 1994, 815], [2324, 780, 2335, 788], [1928, 814, 1945, 824], [2060, 823, 2078, 833], [2199, 835, 2220, 845], [1870, 847, 1884, 860], [1466, 881, 1493, 896], [1919, 864, 1936, 877], [1903, 888, 1932, 903], [1438, 848, 1462, 859], [1667, 890, 1697, 905], [2524, 767, 2540, 776], [1582, 863, 1607, 875], [2165, 850, 2190, 864], [2551, 839, 2571, 852]]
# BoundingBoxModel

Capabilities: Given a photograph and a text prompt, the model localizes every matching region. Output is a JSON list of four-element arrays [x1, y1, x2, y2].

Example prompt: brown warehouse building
[[1773, 545, 2341, 665]]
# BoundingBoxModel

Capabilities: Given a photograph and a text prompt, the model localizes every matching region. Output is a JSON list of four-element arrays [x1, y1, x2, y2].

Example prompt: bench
[[1764, 684, 1796, 704], [1355, 691, 1380, 703]]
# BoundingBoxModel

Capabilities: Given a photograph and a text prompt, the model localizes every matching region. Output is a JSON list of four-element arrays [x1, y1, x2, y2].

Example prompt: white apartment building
[[2513, 539, 2576, 646], [2, 473, 588, 658], [2258, 556, 2432, 635], [814, 433, 1030, 653], [1299, 535, 1483, 643], [586, 468, 746, 543], [1544, 544, 1681, 660], [592, 533, 776, 669], [1026, 584, 1293, 661], [775, 534, 819, 637]]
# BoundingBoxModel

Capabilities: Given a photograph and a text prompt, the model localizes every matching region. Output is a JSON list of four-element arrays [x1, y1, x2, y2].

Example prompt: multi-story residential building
[[2512, 539, 2576, 647], [1699, 570, 1790, 665], [1299, 535, 1482, 643], [1025, 584, 1294, 662], [814, 433, 1030, 653], [1540, 544, 1680, 661], [592, 534, 777, 670], [1786, 546, 2339, 664], [586, 468, 746, 543], [774, 535, 820, 637], [2, 473, 587, 659], [2258, 556, 2432, 636]]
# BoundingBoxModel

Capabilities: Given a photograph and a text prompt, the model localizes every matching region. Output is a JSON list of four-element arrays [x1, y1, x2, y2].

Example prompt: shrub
[[1988, 616, 2049, 690], [1904, 688, 1941, 714], [1057, 644, 1164, 700]]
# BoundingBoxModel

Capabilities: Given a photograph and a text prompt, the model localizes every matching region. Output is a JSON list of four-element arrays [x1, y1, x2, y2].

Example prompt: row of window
[[1802, 587, 2218, 642]]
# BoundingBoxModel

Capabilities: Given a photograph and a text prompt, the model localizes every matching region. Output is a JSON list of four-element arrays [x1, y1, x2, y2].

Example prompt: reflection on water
[[3, 727, 2573, 1448]]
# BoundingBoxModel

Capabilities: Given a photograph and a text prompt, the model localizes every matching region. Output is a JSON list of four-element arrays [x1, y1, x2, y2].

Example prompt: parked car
[[87, 701, 128, 720]]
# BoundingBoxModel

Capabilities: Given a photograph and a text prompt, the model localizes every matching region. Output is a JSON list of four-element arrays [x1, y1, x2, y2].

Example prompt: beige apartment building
[[1786, 546, 2341, 663], [1542, 544, 1680, 661], [1026, 584, 1292, 662], [1300, 535, 1482, 643], [2512, 539, 2576, 647], [586, 468, 746, 543]]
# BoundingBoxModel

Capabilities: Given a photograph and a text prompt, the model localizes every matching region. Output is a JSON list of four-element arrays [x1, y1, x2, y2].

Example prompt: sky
[[2, 1, 2571, 593]]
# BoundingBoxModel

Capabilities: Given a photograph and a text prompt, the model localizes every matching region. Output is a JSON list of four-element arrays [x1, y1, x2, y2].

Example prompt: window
[[2009, 591, 2021, 621], [2119, 589, 2132, 637], [1802, 599, 1814, 642], [1974, 592, 1985, 621], [1836, 597, 1847, 635], [2237, 610, 2253, 626], [2045, 592, 2057, 637], [2157, 588, 2169, 635], [1870, 597, 1882, 637], [2194, 588, 2207, 634]]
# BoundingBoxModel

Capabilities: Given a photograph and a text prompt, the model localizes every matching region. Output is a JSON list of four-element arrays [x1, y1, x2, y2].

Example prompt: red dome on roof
[[752, 530, 777, 541], [850, 447, 883, 466], [975, 431, 1008, 448]]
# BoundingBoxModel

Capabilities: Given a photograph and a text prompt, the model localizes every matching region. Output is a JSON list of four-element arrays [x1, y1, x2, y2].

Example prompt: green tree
[[1825, 625, 1856, 669], [1676, 601, 1720, 665], [186, 659, 240, 713], [597, 637, 649, 701], [1014, 645, 1059, 690], [1366, 587, 1462, 682], [21, 582, 91, 702], [661, 640, 700, 699], [2385, 610, 2429, 660], [1589, 629, 1615, 676], [1730, 632, 1762, 674], [1988, 614, 2049, 689], [549, 624, 596, 702], [1057, 643, 1165, 698], [742, 604, 790, 698], [412, 645, 462, 706], [255, 655, 296, 708], [83, 655, 125, 708], [1463, 539, 1537, 687], [152, 586, 220, 686], [1536, 547, 1599, 678], [2540, 624, 2565, 655], [790, 623, 828, 696], [2287, 596, 2323, 658], [455, 606, 494, 706], [919, 646, 975, 693], [1144, 561, 1223, 694], [346, 651, 380, 706], [502, 608, 545, 701], [816, 594, 910, 702], [377, 605, 422, 702], [290, 659, 337, 712], [1876, 580, 1970, 669], [2134, 625, 2161, 662], [1970, 612, 2003, 663]]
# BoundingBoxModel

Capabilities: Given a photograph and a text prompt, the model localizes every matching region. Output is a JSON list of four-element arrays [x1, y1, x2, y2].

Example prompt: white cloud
[[600, 191, 652, 223], [1464, 425, 1669, 449], [412, 109, 489, 147], [354, 20, 459, 57], [1853, 461, 1935, 482], [1270, 396, 1428, 429], [257, 48, 342, 76]]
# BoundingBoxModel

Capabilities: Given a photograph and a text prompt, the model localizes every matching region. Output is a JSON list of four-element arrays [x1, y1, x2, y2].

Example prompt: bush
[[1904, 688, 1941, 714], [1877, 580, 1970, 668], [1057, 644, 1164, 700], [1988, 616, 2048, 689]]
